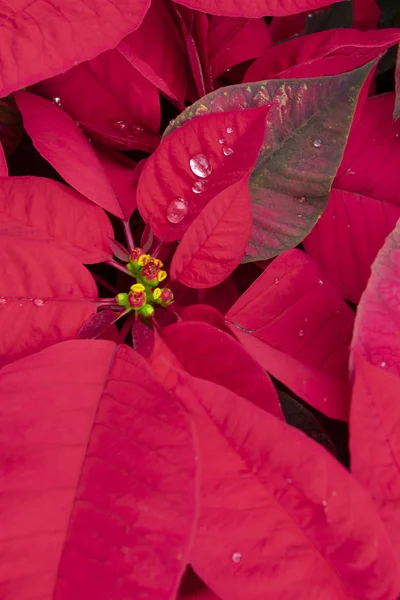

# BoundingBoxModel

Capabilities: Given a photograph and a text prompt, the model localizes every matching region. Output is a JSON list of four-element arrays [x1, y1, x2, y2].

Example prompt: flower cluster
[[116, 248, 174, 317]]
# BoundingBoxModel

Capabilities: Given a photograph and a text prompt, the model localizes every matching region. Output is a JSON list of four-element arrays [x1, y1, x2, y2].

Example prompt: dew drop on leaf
[[322, 500, 328, 507], [113, 120, 128, 132], [298, 329, 304, 337], [232, 552, 242, 563], [319, 279, 324, 285], [166, 198, 189, 224], [222, 146, 234, 156], [131, 125, 144, 136], [189, 154, 212, 178], [274, 278, 279, 285], [297, 196, 306, 203], [218, 138, 225, 144], [226, 127, 234, 134], [313, 138, 322, 148], [192, 180, 205, 194], [297, 214, 303, 218], [380, 361, 387, 368], [0, 297, 7, 305], [52, 97, 62, 108], [33, 298, 45, 307]]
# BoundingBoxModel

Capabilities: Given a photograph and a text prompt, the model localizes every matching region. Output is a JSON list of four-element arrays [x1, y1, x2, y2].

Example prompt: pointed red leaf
[[352, 216, 400, 375], [245, 28, 400, 81], [0, 340, 197, 599], [172, 0, 343, 18], [138, 106, 269, 244], [0, 237, 97, 367], [15, 91, 124, 218], [162, 321, 283, 419], [167, 66, 371, 261], [118, 0, 188, 107], [0, 176, 113, 263], [77, 310, 124, 340], [35, 49, 160, 153], [174, 374, 400, 600], [304, 188, 400, 303], [170, 177, 252, 288], [0, 0, 151, 98], [334, 93, 400, 204], [226, 249, 354, 419], [181, 304, 232, 333], [350, 353, 400, 559]]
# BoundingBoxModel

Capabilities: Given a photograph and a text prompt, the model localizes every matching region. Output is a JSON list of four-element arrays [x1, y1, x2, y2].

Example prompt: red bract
[[172, 0, 343, 18], [175, 374, 400, 600], [0, 340, 197, 599]]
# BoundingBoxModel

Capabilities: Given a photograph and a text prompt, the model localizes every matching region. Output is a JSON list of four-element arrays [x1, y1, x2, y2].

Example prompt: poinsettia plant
[[2, 0, 400, 598]]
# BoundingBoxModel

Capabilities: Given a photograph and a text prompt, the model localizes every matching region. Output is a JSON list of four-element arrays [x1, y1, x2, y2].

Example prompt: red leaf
[[395, 47, 400, 120], [0, 237, 97, 367], [0, 176, 113, 263], [0, 95, 23, 156], [334, 93, 400, 204], [162, 321, 284, 419], [118, 0, 188, 107], [35, 49, 160, 153], [350, 353, 400, 560], [0, 0, 151, 98], [172, 0, 343, 18], [0, 142, 7, 177], [208, 16, 272, 80], [77, 310, 124, 340], [245, 28, 400, 81], [167, 66, 371, 261], [353, 0, 380, 29], [0, 340, 197, 599], [170, 177, 252, 288], [15, 91, 125, 218], [95, 148, 141, 222], [226, 249, 354, 419], [174, 374, 400, 600], [138, 106, 269, 244], [181, 304, 232, 334], [304, 188, 400, 303], [351, 216, 400, 375]]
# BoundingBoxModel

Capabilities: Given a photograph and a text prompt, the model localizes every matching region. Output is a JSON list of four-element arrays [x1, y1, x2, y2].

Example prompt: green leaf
[[166, 63, 373, 261]]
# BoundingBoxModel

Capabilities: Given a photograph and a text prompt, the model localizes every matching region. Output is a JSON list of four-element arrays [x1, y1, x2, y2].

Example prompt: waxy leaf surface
[[350, 353, 400, 560], [167, 66, 371, 261], [0, 177, 113, 263], [15, 91, 125, 218], [172, 0, 343, 18], [0, 238, 97, 367], [162, 321, 283, 419], [174, 375, 399, 600], [0, 340, 197, 600]]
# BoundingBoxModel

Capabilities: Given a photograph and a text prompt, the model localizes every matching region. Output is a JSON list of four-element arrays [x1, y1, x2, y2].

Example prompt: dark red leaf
[[245, 28, 400, 81], [353, 0, 380, 29], [351, 215, 400, 375], [118, 0, 188, 108], [167, 65, 371, 261], [0, 0, 151, 98], [172, 0, 344, 18], [226, 249, 354, 419], [350, 353, 400, 560], [174, 374, 400, 600], [395, 47, 400, 120], [0, 95, 23, 155], [0, 237, 97, 367], [0, 340, 197, 599], [138, 105, 269, 243], [0, 176, 113, 263], [77, 310, 124, 340], [0, 143, 7, 177], [35, 49, 160, 153], [15, 91, 125, 218], [163, 321, 284, 419]]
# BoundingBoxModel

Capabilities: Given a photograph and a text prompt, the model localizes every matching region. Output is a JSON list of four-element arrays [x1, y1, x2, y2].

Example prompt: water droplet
[[304, 317, 308, 322], [380, 361, 387, 368], [274, 278, 279, 285], [322, 500, 328, 507], [226, 127, 234, 134], [323, 397, 327, 403], [346, 168, 355, 175], [226, 67, 232, 72], [189, 154, 212, 178], [319, 279, 324, 285], [113, 120, 128, 132], [232, 552, 242, 563], [131, 125, 144, 136], [297, 196, 306, 203], [0, 297, 6, 305], [75, 121, 83, 131], [222, 146, 234, 156], [298, 329, 304, 337], [52, 97, 62, 108], [166, 198, 189, 224], [396, 133, 399, 138], [287, 477, 293, 484], [33, 298, 45, 307], [313, 138, 322, 148], [192, 180, 205, 194], [297, 214, 303, 218], [218, 138, 225, 144]]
